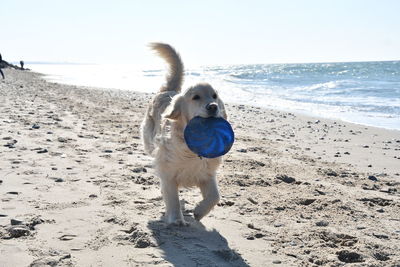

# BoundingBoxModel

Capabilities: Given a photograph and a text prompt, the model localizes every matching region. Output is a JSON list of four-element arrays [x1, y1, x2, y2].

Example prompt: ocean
[[30, 61, 400, 131]]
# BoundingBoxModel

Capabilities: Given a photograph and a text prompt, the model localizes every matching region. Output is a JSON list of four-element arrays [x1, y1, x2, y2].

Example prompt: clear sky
[[2, 0, 400, 66]]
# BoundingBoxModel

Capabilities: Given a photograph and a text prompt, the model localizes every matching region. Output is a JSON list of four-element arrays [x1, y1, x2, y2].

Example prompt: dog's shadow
[[147, 216, 250, 267]]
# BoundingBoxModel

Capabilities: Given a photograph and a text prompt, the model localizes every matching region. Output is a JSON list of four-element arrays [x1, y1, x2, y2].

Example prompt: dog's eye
[[192, 95, 200, 100], [212, 93, 218, 99]]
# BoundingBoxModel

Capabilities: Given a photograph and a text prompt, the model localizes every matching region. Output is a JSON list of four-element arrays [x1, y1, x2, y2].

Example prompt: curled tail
[[150, 43, 184, 92]]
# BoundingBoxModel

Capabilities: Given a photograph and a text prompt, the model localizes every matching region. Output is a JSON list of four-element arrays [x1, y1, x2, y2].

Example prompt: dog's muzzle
[[206, 103, 219, 116]]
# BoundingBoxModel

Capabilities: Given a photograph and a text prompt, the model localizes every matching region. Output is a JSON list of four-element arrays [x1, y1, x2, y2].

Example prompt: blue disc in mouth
[[184, 116, 235, 158]]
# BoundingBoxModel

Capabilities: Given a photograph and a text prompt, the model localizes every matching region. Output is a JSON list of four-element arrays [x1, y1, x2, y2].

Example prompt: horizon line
[[14, 59, 400, 67]]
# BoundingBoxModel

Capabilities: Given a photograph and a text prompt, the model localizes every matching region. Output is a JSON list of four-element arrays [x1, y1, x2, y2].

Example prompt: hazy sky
[[2, 0, 400, 66]]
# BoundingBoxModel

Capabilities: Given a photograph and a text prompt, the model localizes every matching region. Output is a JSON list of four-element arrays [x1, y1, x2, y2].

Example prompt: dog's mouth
[[206, 113, 218, 118], [207, 111, 219, 117], [198, 113, 220, 119], [193, 104, 220, 119]]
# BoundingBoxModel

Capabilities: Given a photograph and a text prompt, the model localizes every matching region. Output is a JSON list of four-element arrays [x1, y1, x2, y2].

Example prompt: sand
[[0, 68, 399, 266]]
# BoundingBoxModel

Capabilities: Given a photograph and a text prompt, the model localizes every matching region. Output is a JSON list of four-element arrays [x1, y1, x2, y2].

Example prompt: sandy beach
[[0, 68, 399, 266]]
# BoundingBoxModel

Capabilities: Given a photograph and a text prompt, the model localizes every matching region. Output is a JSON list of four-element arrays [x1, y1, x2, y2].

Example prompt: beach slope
[[0, 69, 399, 266]]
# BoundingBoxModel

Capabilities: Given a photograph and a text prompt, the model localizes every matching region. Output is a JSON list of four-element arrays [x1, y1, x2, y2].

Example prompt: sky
[[2, 0, 400, 66]]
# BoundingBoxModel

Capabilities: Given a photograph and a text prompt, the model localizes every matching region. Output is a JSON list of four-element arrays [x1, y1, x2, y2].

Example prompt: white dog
[[141, 43, 228, 225]]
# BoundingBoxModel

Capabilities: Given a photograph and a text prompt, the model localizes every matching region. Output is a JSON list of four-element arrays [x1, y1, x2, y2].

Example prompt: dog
[[141, 43, 228, 225]]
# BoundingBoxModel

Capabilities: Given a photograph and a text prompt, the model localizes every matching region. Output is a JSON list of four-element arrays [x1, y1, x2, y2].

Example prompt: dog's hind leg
[[161, 179, 187, 226], [194, 176, 220, 221], [140, 114, 156, 155]]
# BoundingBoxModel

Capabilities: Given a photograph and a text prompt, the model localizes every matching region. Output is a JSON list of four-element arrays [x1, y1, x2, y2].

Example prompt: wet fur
[[141, 43, 228, 225]]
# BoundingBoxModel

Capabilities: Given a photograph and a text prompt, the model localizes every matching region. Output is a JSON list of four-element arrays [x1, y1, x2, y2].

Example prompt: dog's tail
[[150, 43, 184, 92]]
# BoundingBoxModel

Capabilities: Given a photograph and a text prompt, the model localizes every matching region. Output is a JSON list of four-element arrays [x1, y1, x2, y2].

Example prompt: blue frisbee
[[184, 116, 234, 158]]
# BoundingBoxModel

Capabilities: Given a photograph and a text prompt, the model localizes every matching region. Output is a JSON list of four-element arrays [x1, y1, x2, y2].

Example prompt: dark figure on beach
[[0, 53, 4, 79], [20, 60, 24, 70]]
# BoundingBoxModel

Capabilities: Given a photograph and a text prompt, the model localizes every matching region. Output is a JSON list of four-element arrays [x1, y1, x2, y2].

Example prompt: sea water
[[30, 61, 400, 130]]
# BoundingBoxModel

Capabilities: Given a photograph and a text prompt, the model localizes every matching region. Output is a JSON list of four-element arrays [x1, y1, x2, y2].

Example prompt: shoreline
[[1, 69, 399, 266], [28, 63, 400, 132]]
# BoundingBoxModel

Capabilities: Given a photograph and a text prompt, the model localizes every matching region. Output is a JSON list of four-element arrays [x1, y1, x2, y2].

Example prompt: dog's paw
[[194, 213, 201, 221], [165, 212, 188, 226], [193, 207, 205, 221]]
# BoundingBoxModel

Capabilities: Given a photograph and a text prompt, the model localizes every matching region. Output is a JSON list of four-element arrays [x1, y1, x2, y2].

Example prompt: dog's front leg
[[161, 179, 187, 226], [194, 176, 220, 221]]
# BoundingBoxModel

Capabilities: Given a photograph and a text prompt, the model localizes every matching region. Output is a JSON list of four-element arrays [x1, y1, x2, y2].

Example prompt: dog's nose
[[206, 103, 218, 115]]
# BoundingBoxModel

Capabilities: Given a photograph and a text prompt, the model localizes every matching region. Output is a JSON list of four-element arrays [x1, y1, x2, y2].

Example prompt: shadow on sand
[[147, 216, 250, 267]]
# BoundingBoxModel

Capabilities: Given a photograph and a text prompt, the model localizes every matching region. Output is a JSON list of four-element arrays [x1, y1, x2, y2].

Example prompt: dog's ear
[[219, 99, 228, 119], [163, 95, 184, 120], [221, 108, 228, 120]]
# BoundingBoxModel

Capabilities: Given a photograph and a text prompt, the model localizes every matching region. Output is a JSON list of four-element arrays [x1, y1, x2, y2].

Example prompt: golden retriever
[[141, 43, 228, 225]]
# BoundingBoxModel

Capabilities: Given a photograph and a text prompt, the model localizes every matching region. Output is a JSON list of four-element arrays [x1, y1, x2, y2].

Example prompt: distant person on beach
[[0, 53, 4, 79], [20, 60, 24, 70]]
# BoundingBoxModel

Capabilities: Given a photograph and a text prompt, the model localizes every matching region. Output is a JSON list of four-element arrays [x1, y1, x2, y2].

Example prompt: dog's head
[[163, 83, 227, 123]]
